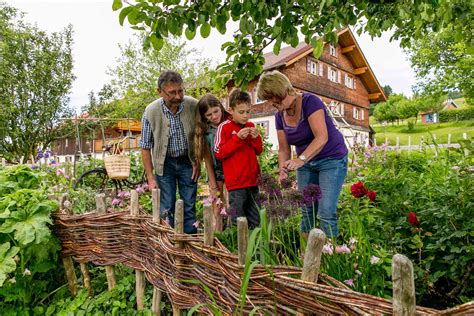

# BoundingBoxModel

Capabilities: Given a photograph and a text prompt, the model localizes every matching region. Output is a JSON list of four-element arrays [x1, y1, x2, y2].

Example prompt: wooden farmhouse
[[237, 28, 387, 150]]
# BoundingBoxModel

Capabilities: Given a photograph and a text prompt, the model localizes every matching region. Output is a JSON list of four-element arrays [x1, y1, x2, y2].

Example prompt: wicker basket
[[104, 155, 130, 180]]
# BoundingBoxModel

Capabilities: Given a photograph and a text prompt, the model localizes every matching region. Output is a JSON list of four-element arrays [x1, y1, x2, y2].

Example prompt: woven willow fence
[[54, 190, 473, 315]]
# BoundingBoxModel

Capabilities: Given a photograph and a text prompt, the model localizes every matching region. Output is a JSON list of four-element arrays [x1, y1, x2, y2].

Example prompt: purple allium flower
[[344, 279, 354, 287], [302, 183, 322, 207], [37, 150, 43, 159], [280, 177, 293, 189]]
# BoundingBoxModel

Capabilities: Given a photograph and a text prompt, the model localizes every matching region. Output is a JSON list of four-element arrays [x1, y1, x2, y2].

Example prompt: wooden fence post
[[237, 217, 248, 265], [130, 190, 145, 311], [173, 200, 184, 316], [392, 254, 416, 316], [203, 204, 214, 247], [96, 193, 116, 290], [396, 137, 400, 152], [60, 194, 78, 297], [1, 158, 5, 166], [301, 229, 325, 283], [463, 132, 467, 140], [296, 229, 325, 316], [447, 134, 451, 146], [151, 189, 162, 316], [419, 136, 424, 151], [408, 136, 411, 152]]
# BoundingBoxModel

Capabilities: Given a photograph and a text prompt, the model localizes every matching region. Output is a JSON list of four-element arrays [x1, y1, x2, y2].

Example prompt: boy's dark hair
[[228, 88, 251, 108], [157, 70, 183, 90]]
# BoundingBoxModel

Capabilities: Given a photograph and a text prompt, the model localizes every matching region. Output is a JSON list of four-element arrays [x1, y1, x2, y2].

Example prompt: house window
[[345, 74, 354, 89], [329, 45, 337, 57], [254, 121, 269, 136], [352, 107, 365, 120], [328, 68, 337, 82], [329, 101, 344, 117], [309, 60, 318, 75], [252, 88, 264, 104]]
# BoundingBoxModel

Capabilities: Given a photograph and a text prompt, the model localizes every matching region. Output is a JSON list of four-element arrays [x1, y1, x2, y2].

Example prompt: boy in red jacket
[[214, 88, 263, 228]]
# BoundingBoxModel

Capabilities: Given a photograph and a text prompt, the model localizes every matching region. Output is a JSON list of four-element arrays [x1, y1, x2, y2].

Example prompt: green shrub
[[439, 106, 474, 122]]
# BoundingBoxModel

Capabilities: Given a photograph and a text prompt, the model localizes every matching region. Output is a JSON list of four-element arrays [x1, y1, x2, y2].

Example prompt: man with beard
[[140, 70, 199, 233]]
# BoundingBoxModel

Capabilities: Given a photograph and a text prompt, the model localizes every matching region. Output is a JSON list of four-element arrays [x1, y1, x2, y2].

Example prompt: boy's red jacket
[[214, 119, 263, 191]]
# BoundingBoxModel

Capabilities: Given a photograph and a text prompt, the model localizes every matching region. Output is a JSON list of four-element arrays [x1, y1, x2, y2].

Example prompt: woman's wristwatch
[[298, 154, 307, 163]]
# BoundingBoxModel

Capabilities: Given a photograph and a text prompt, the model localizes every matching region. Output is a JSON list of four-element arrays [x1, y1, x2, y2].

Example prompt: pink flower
[[335, 244, 351, 254], [220, 207, 228, 216], [112, 198, 122, 206], [192, 220, 200, 228], [344, 279, 354, 287], [203, 195, 214, 207], [322, 243, 334, 255], [355, 269, 362, 276], [370, 255, 380, 265]]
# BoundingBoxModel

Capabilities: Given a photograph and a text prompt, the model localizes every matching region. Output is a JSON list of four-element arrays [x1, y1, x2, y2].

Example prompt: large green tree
[[407, 28, 473, 103], [0, 5, 75, 161], [92, 35, 212, 119], [112, 0, 472, 88]]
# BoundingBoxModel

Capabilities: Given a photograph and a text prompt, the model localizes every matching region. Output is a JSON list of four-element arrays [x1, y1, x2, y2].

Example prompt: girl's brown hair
[[194, 93, 231, 163]]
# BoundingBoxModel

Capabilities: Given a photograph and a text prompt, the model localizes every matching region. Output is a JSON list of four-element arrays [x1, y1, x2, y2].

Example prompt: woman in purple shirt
[[256, 70, 348, 239]]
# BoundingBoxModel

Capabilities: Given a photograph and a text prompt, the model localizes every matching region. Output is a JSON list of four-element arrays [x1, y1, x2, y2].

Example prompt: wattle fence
[[54, 190, 473, 315]]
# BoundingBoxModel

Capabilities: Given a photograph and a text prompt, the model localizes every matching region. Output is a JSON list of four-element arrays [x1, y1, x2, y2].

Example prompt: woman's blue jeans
[[297, 155, 348, 237], [155, 156, 197, 234]]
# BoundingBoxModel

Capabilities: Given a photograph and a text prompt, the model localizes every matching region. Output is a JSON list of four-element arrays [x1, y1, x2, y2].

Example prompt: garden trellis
[[53, 189, 474, 315]]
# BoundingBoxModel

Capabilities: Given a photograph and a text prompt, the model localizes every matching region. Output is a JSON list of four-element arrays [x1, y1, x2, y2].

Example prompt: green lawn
[[371, 120, 474, 146]]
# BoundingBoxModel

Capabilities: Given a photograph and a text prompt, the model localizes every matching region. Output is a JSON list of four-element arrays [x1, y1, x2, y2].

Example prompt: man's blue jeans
[[155, 156, 197, 234], [297, 155, 348, 237]]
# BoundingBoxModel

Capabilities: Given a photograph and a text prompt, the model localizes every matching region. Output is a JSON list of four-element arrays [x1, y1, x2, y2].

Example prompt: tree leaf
[[112, 0, 122, 11], [200, 22, 211, 38], [149, 34, 164, 51], [185, 27, 196, 40], [312, 38, 324, 58]]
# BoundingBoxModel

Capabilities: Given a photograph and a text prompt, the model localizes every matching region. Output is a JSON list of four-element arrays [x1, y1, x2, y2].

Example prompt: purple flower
[[112, 198, 122, 206], [192, 220, 200, 228], [203, 195, 214, 207], [30, 165, 39, 170], [37, 150, 43, 159], [135, 186, 145, 194], [302, 183, 322, 207], [117, 191, 130, 199], [344, 279, 354, 287], [220, 207, 228, 216]]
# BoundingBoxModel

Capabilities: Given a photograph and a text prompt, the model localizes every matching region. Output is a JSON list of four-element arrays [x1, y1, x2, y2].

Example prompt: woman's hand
[[278, 168, 288, 184], [283, 158, 305, 171]]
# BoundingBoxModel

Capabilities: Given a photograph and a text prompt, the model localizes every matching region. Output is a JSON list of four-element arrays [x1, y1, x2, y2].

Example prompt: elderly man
[[140, 70, 199, 234]]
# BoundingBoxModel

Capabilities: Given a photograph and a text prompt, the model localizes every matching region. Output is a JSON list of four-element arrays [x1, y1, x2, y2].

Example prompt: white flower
[[370, 255, 380, 265], [355, 269, 362, 276], [349, 237, 358, 245], [23, 268, 31, 276]]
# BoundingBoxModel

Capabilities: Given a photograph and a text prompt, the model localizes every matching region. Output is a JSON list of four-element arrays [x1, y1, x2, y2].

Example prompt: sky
[[6, 0, 416, 113]]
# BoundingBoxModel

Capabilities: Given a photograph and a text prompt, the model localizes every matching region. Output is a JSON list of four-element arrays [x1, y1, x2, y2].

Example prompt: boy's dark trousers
[[229, 186, 261, 229]]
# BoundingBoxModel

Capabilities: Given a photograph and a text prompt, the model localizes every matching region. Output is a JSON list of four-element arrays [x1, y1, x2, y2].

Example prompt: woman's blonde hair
[[194, 93, 230, 163], [256, 70, 295, 101]]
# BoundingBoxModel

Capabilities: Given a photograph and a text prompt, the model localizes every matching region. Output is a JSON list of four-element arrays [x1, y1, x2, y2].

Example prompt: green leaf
[[149, 34, 164, 51], [185, 27, 196, 40], [112, 0, 122, 11], [312, 38, 324, 58], [0, 242, 19, 286], [200, 22, 211, 38]]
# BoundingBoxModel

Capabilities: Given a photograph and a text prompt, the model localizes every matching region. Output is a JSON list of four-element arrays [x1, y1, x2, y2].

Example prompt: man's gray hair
[[157, 70, 183, 90]]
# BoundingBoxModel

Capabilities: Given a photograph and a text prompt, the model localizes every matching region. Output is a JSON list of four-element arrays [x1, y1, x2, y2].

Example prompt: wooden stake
[[80, 262, 93, 296], [130, 190, 145, 311], [151, 189, 162, 316], [203, 204, 214, 246], [392, 254, 416, 316], [173, 200, 184, 316], [301, 229, 326, 283], [237, 217, 248, 265], [59, 194, 78, 297], [96, 193, 116, 290]]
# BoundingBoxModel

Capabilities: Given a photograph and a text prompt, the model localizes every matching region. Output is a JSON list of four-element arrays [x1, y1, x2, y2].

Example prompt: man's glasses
[[162, 89, 184, 98]]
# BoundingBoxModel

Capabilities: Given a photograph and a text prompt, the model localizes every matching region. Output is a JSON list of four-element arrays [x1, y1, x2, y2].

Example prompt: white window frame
[[328, 68, 337, 82], [309, 60, 318, 75], [329, 45, 337, 57], [352, 107, 365, 120], [329, 101, 344, 117], [345, 74, 354, 89], [319, 63, 324, 76]]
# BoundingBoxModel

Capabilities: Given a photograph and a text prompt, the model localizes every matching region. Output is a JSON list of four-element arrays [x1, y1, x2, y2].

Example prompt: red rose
[[367, 190, 376, 202], [407, 212, 420, 227], [351, 181, 368, 198]]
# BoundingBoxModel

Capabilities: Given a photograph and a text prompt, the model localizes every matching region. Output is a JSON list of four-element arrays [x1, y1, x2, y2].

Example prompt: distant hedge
[[439, 106, 474, 122]]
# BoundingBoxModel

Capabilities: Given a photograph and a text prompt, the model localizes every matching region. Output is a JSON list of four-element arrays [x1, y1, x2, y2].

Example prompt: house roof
[[262, 28, 387, 103]]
